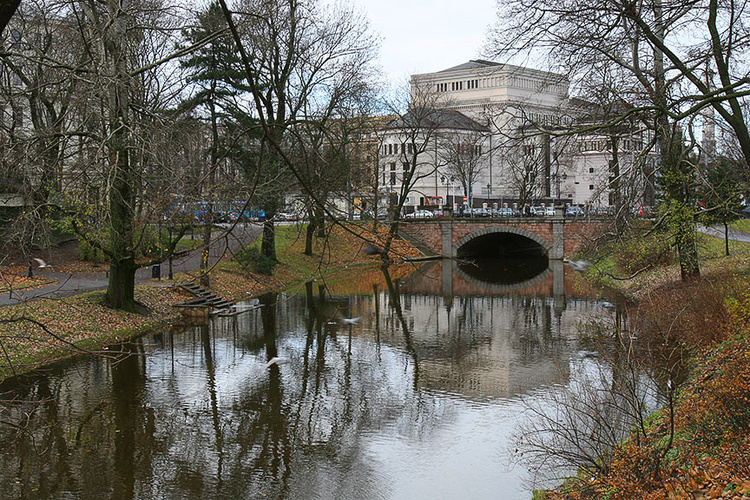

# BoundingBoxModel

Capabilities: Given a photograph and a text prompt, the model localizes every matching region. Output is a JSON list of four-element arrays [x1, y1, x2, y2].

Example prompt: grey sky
[[353, 0, 498, 83]]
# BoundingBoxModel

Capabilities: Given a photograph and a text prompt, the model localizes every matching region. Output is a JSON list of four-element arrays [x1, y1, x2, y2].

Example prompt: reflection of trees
[[200, 324, 225, 489], [381, 266, 420, 388], [0, 342, 157, 499], [516, 308, 685, 483], [111, 345, 153, 500], [0, 271, 595, 498]]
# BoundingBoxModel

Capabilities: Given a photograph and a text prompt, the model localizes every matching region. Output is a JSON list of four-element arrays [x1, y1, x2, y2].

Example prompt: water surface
[[0, 260, 607, 499]]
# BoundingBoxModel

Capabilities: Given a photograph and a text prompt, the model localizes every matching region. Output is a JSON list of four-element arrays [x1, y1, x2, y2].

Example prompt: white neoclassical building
[[380, 60, 654, 214]]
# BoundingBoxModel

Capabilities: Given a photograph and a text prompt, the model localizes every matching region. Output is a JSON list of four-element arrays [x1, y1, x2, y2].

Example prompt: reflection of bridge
[[401, 260, 599, 300], [399, 218, 608, 259]]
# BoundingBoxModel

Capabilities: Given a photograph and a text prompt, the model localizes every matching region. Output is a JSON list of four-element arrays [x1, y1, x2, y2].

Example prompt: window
[[402, 161, 409, 171], [401, 143, 405, 155], [390, 172, 396, 185], [589, 167, 594, 173], [388, 144, 392, 155], [589, 184, 595, 190], [408, 143, 413, 154], [390, 162, 396, 171]]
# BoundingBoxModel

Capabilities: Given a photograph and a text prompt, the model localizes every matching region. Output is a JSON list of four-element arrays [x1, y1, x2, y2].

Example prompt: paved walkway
[[697, 224, 750, 243], [1, 223, 261, 306]]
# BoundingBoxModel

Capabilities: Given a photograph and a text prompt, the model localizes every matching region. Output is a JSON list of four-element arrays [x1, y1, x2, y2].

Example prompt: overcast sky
[[352, 0, 498, 84]]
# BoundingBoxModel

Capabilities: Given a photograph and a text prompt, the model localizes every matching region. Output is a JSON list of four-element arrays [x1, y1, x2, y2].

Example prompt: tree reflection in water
[[0, 261, 613, 499]]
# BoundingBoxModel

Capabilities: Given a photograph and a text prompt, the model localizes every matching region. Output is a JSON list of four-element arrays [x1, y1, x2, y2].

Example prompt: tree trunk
[[107, 257, 137, 311], [653, 0, 699, 280], [200, 204, 213, 288], [262, 219, 276, 261], [104, 0, 137, 311], [304, 216, 314, 256], [200, 93, 220, 288], [0, 0, 20, 37], [674, 211, 700, 280]]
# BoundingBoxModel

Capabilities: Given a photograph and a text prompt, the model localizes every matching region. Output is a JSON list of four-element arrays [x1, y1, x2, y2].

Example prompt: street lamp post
[[441, 175, 455, 210]]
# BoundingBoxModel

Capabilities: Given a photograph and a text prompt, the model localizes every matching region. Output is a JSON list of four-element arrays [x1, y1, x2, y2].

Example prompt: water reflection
[[0, 260, 604, 499], [458, 256, 550, 285]]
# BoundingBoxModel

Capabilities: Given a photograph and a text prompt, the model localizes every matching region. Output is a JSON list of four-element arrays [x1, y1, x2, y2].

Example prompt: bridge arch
[[453, 225, 551, 258]]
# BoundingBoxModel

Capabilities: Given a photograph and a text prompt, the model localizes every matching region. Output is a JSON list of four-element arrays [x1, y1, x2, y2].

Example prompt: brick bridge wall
[[398, 218, 609, 259]]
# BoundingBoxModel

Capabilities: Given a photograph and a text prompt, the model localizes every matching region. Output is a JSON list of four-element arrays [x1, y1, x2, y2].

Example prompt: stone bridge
[[398, 217, 609, 260]]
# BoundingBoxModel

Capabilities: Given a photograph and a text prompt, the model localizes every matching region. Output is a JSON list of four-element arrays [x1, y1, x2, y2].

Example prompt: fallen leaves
[[0, 221, 424, 380], [0, 286, 191, 378], [0, 268, 56, 293]]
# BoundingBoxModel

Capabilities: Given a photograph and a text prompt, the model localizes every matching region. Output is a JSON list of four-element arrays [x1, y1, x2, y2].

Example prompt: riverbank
[[0, 222, 421, 381], [539, 227, 750, 499]]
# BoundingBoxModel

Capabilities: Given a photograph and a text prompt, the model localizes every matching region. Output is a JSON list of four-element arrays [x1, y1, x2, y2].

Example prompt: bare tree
[[436, 123, 491, 210], [375, 82, 453, 256], [502, 136, 550, 208], [484, 0, 750, 278], [216, 0, 379, 262], [516, 313, 682, 487]]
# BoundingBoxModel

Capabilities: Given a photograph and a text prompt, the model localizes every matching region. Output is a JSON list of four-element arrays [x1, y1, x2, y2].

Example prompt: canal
[[0, 260, 616, 499]]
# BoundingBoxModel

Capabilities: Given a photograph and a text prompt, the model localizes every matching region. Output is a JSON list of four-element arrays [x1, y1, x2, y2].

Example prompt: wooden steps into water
[[175, 284, 235, 314]]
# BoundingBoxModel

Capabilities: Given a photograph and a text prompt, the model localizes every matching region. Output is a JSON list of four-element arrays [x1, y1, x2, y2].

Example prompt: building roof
[[387, 108, 489, 132], [437, 60, 503, 73]]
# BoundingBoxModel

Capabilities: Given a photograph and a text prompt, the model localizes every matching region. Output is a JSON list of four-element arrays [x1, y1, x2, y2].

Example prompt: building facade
[[380, 60, 653, 214]]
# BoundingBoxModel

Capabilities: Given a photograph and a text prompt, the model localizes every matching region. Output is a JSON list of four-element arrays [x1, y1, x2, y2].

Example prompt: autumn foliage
[[543, 269, 750, 500]]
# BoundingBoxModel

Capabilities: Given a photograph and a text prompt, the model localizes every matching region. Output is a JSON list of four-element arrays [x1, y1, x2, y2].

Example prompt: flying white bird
[[340, 317, 361, 325], [32, 258, 50, 268], [265, 357, 292, 368], [566, 260, 591, 272]]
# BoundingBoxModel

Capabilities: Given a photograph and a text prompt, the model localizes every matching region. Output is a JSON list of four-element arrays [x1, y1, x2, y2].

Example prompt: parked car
[[742, 205, 750, 218], [460, 207, 491, 217], [587, 206, 615, 216], [529, 206, 545, 216], [404, 209, 435, 219], [544, 206, 556, 216], [565, 206, 585, 217], [275, 211, 300, 221], [493, 207, 519, 217]]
